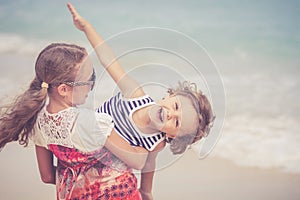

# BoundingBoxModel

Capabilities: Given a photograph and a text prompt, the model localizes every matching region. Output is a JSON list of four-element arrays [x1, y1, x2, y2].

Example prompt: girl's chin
[[148, 106, 165, 130], [147, 117, 164, 131]]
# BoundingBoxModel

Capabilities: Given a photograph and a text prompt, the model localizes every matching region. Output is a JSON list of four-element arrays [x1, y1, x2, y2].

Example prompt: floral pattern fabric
[[49, 144, 141, 200]]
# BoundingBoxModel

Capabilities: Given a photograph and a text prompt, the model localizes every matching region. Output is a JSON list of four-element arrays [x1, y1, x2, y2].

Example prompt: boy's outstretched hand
[[67, 2, 89, 31]]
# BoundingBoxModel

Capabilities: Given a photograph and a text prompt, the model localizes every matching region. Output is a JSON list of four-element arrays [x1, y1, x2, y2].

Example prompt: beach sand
[[1, 143, 300, 200], [153, 151, 300, 200], [1, 143, 56, 200]]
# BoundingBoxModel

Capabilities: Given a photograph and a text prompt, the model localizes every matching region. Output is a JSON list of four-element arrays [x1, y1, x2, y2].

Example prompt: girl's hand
[[67, 2, 90, 31]]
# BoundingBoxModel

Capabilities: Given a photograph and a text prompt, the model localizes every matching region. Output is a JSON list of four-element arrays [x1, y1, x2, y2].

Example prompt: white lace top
[[31, 106, 114, 153]]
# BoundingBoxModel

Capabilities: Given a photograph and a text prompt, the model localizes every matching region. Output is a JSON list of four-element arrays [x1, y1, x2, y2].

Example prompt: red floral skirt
[[49, 144, 141, 200], [68, 171, 141, 200]]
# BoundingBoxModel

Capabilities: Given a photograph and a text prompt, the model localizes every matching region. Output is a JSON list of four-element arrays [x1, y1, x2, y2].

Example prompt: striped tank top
[[97, 92, 165, 151]]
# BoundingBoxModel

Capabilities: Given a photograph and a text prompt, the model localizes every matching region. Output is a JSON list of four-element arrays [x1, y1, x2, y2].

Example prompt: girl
[[0, 42, 148, 199], [67, 3, 214, 200]]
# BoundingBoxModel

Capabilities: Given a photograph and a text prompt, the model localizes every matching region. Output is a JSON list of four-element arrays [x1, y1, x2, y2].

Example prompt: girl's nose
[[167, 109, 178, 120], [167, 110, 171, 120]]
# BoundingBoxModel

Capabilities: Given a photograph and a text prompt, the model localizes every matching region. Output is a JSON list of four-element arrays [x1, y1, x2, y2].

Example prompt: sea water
[[1, 0, 299, 174]]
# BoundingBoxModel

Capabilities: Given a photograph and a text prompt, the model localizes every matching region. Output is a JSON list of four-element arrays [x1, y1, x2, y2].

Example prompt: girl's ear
[[165, 135, 174, 143], [166, 133, 175, 139], [57, 84, 70, 97]]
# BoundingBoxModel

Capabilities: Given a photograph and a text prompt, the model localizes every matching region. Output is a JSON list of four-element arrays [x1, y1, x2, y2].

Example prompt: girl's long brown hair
[[0, 43, 86, 149]]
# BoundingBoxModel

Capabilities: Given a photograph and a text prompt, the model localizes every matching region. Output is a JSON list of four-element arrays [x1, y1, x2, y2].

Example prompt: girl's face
[[154, 94, 199, 138], [67, 56, 95, 106]]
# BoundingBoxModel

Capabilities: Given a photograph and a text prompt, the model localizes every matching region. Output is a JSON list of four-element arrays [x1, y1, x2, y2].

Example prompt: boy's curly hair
[[166, 81, 215, 155]]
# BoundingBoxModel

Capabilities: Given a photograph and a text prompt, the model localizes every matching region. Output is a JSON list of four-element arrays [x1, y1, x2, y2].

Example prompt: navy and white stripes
[[97, 92, 165, 151]]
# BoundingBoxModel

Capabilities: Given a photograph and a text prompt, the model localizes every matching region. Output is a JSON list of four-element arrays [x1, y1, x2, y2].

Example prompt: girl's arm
[[139, 141, 166, 200], [67, 3, 144, 98], [36, 131, 148, 177], [35, 145, 56, 184], [105, 129, 148, 170], [67, 1, 148, 169], [139, 153, 156, 200]]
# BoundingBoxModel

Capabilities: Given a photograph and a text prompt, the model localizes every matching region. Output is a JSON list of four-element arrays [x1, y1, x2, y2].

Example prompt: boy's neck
[[132, 105, 158, 134]]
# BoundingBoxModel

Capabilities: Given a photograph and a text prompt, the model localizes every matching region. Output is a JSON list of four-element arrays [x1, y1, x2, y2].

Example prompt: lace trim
[[37, 107, 79, 148]]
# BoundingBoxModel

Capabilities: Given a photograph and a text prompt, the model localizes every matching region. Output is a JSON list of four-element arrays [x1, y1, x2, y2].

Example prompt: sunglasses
[[51, 69, 96, 90]]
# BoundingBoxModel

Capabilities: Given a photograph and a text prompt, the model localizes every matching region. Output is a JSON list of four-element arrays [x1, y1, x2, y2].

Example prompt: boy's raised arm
[[67, 3, 144, 98]]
